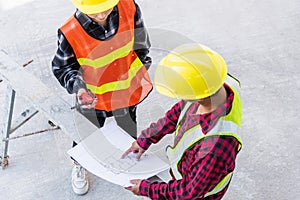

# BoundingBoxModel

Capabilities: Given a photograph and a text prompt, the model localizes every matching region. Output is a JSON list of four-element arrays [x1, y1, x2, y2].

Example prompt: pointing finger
[[136, 151, 143, 161], [121, 148, 132, 159]]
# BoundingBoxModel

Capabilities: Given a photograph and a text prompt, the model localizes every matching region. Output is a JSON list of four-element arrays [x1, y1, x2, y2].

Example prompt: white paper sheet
[[67, 118, 170, 186]]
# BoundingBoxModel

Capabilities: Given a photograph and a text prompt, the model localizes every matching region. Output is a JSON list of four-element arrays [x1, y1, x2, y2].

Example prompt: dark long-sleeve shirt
[[52, 2, 151, 94], [137, 84, 239, 199]]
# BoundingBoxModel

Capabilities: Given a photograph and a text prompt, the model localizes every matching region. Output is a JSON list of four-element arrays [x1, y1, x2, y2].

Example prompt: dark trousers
[[71, 106, 137, 161]]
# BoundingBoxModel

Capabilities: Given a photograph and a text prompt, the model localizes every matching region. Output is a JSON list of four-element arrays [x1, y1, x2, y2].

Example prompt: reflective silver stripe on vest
[[166, 120, 240, 180], [209, 119, 241, 136], [176, 101, 192, 135], [166, 124, 201, 179], [204, 172, 233, 197], [225, 75, 241, 96]]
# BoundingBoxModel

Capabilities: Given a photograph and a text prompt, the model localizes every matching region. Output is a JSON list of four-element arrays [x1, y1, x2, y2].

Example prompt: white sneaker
[[71, 164, 89, 195]]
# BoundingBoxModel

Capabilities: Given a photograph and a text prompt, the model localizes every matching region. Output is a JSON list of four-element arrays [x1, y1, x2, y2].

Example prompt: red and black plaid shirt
[[137, 83, 240, 200]]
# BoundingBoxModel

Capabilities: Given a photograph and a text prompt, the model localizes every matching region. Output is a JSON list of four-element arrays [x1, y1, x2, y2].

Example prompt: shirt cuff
[[72, 76, 87, 94], [137, 136, 152, 150], [139, 179, 151, 197]]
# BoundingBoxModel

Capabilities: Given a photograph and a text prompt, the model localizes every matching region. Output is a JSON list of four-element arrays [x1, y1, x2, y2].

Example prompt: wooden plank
[[0, 50, 97, 143]]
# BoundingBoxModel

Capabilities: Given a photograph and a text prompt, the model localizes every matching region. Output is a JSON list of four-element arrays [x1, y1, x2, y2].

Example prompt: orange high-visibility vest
[[60, 0, 152, 111]]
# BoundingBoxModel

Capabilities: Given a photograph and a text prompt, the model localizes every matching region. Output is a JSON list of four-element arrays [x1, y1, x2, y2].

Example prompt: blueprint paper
[[68, 141, 165, 186], [67, 118, 170, 186]]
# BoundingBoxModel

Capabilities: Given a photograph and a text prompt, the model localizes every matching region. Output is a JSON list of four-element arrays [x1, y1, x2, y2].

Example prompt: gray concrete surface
[[0, 0, 299, 199]]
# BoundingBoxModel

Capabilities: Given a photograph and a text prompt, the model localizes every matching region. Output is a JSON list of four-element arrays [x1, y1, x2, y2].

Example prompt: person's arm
[[136, 101, 184, 150], [51, 29, 87, 94], [122, 101, 183, 168], [139, 137, 239, 199], [133, 2, 152, 70]]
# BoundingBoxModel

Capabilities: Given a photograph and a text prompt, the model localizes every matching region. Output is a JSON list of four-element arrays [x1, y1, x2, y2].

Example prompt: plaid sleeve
[[137, 101, 184, 150], [133, 2, 152, 70], [51, 29, 86, 94], [139, 136, 239, 199]]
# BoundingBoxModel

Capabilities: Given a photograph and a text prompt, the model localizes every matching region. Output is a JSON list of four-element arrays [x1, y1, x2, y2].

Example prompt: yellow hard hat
[[154, 43, 227, 100], [71, 0, 119, 14]]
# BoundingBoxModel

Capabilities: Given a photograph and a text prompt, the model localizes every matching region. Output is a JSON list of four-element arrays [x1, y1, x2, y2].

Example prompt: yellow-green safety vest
[[166, 75, 242, 198]]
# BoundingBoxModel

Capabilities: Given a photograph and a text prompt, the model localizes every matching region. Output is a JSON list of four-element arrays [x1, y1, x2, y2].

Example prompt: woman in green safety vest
[[122, 43, 243, 199]]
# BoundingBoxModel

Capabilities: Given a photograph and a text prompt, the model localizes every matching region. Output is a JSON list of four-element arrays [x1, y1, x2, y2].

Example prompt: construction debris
[[22, 59, 34, 67]]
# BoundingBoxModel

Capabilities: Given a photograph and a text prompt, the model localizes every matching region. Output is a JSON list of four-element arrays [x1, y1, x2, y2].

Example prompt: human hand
[[77, 88, 97, 109], [122, 141, 145, 161], [124, 179, 142, 195]]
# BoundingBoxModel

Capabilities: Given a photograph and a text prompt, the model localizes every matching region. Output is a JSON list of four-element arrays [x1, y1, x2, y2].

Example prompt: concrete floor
[[0, 0, 299, 199]]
